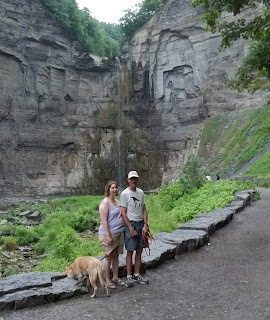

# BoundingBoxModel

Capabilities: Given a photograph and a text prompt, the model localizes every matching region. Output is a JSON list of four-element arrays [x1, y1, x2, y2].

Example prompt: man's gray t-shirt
[[119, 187, 145, 222]]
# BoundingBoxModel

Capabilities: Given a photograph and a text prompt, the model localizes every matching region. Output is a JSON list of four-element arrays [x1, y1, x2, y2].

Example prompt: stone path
[[0, 190, 255, 312]]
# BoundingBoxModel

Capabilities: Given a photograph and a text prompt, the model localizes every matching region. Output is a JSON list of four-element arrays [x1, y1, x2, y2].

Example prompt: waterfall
[[114, 57, 125, 192]]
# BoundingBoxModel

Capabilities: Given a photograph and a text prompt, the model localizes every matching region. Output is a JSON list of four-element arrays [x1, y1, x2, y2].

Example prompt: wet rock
[[0, 229, 14, 236], [19, 211, 32, 218], [27, 211, 42, 220], [0, 252, 11, 259]]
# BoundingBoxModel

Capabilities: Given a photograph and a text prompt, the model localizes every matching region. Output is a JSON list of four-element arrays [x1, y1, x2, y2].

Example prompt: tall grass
[[244, 150, 270, 177], [199, 101, 270, 176]]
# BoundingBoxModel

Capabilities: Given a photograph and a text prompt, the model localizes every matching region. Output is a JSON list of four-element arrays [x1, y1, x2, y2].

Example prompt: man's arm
[[121, 206, 138, 237], [142, 204, 149, 233]]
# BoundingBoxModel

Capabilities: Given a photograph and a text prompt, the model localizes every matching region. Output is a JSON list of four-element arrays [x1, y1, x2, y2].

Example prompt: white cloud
[[76, 0, 141, 24]]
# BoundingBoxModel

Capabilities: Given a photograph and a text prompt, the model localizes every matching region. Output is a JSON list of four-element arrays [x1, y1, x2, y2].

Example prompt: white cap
[[128, 171, 139, 179]]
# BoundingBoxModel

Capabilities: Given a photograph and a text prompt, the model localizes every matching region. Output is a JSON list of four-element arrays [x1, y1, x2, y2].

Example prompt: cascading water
[[113, 57, 126, 192]]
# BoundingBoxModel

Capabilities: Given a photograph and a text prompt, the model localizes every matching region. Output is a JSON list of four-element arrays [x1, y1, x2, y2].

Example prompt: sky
[[76, 0, 141, 24]]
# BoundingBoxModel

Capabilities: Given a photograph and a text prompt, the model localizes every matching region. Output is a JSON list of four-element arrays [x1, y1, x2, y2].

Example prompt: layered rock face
[[0, 0, 266, 197], [121, 0, 266, 185], [0, 0, 125, 196]]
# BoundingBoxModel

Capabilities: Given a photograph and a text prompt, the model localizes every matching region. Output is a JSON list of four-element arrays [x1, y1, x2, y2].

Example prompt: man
[[120, 170, 149, 287]]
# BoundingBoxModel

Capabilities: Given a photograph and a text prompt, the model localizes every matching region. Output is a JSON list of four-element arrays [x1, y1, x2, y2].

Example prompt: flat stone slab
[[154, 229, 208, 255], [19, 210, 32, 217], [234, 190, 254, 205], [141, 239, 176, 268], [0, 273, 88, 311], [178, 208, 234, 236], [28, 211, 42, 220], [0, 272, 65, 296], [226, 200, 245, 213]]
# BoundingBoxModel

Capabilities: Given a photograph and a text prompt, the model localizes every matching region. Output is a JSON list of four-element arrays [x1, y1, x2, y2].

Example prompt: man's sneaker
[[125, 277, 134, 288], [132, 274, 149, 284]]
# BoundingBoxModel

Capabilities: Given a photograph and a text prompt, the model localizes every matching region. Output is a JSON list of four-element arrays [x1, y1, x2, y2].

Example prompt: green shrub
[[14, 226, 40, 245], [148, 179, 255, 234], [73, 213, 97, 232], [157, 183, 183, 211], [52, 227, 81, 260], [2, 236, 18, 251], [34, 253, 70, 272], [0, 236, 5, 245], [178, 154, 205, 192]]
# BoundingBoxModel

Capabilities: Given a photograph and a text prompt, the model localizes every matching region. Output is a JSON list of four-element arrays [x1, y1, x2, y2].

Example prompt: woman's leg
[[103, 255, 112, 283], [111, 250, 119, 280]]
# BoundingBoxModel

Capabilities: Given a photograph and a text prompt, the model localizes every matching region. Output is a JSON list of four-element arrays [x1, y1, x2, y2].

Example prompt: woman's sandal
[[111, 278, 125, 286], [106, 281, 116, 289]]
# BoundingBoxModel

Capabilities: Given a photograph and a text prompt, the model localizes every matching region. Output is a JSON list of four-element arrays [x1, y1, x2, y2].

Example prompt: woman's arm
[[99, 200, 112, 244]]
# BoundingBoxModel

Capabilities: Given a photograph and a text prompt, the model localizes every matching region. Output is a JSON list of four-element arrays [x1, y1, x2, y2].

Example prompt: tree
[[191, 0, 270, 93], [120, 0, 168, 39], [178, 154, 205, 192], [40, 0, 122, 57]]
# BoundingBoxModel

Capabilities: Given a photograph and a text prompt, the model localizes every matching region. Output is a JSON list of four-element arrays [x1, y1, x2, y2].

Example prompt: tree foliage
[[191, 0, 270, 92], [119, 0, 168, 39], [40, 0, 123, 57], [178, 154, 205, 192]]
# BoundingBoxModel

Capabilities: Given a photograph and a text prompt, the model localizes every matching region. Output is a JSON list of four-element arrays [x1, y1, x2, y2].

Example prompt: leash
[[142, 229, 155, 256]]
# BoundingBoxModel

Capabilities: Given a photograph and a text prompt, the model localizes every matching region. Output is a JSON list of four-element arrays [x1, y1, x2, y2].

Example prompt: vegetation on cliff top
[[40, 0, 123, 57], [192, 0, 270, 93], [40, 0, 168, 57], [119, 0, 168, 39]]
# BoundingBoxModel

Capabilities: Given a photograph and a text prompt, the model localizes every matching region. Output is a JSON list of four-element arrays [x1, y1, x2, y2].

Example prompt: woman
[[98, 181, 125, 288]]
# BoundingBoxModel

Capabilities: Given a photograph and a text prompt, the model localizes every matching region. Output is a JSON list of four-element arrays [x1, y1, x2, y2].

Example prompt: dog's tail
[[97, 265, 105, 287], [97, 265, 110, 297]]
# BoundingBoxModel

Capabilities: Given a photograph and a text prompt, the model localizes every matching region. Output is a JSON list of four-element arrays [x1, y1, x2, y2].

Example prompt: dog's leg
[[104, 282, 109, 297], [86, 276, 90, 291], [89, 269, 98, 298], [98, 266, 110, 297], [77, 272, 84, 286]]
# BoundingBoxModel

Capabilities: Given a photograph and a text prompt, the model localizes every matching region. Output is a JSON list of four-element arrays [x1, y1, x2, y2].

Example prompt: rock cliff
[[0, 0, 266, 197], [0, 0, 125, 196]]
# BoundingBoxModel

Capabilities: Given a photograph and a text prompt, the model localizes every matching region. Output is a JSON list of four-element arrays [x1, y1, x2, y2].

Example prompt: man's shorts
[[124, 220, 144, 251]]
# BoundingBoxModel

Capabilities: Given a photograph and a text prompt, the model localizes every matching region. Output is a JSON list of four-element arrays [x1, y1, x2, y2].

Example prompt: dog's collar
[[68, 265, 74, 271]]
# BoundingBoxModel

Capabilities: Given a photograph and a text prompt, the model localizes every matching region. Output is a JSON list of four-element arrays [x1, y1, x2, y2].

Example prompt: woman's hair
[[104, 180, 119, 197]]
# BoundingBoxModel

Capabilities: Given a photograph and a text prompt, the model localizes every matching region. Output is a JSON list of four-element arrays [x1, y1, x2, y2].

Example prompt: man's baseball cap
[[128, 171, 139, 179]]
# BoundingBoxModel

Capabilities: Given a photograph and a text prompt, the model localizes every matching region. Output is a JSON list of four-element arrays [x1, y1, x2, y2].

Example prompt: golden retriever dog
[[65, 256, 110, 298]]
